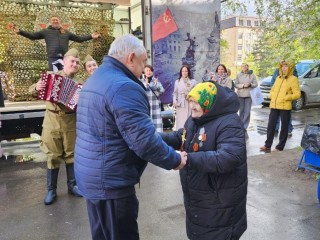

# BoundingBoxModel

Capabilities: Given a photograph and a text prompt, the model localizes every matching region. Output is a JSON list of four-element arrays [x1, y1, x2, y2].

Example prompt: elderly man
[[74, 34, 187, 240], [29, 48, 83, 205], [11, 15, 100, 70]]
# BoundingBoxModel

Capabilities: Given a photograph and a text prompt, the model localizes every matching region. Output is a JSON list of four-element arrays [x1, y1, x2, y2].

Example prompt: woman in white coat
[[173, 65, 197, 129]]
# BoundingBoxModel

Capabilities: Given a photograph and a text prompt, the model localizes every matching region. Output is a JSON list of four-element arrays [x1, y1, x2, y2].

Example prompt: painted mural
[[151, 0, 221, 104]]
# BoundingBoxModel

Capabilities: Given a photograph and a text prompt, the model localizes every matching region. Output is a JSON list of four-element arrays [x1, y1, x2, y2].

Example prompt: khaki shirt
[[29, 70, 83, 131]]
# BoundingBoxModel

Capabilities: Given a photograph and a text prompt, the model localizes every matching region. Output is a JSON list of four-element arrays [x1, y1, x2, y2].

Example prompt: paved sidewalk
[[1, 104, 320, 239], [1, 147, 320, 240]]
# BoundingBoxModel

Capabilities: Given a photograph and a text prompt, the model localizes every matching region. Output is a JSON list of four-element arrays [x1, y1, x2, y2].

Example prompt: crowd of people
[[4, 16, 302, 239]]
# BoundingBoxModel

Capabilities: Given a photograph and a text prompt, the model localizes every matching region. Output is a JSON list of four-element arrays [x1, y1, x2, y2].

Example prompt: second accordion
[[37, 73, 82, 111]]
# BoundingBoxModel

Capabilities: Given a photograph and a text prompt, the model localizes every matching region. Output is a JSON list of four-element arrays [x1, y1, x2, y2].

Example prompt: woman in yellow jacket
[[260, 60, 301, 151]]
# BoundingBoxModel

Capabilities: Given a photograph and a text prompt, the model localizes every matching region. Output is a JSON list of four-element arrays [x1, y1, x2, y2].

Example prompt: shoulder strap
[[149, 87, 160, 101]]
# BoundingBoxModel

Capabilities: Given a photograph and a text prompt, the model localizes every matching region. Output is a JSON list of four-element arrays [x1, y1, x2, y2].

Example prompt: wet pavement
[[1, 105, 320, 240]]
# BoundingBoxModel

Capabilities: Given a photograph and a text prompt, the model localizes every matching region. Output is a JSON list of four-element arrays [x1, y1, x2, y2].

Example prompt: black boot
[[44, 168, 59, 205], [66, 163, 82, 197]]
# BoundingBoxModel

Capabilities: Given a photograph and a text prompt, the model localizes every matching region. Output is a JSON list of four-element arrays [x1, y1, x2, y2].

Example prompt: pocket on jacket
[[189, 205, 233, 228], [208, 174, 218, 191]]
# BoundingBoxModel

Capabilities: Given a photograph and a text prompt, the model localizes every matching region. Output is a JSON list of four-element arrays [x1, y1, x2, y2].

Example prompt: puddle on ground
[[1, 152, 47, 164], [1, 154, 34, 163]]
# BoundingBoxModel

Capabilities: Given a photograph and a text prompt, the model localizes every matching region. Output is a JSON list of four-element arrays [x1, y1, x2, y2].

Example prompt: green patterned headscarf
[[187, 82, 217, 113]]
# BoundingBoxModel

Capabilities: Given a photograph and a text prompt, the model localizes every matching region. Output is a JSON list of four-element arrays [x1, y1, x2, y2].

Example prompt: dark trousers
[[275, 110, 293, 132], [86, 194, 139, 240], [265, 109, 291, 150], [48, 57, 64, 71], [0, 80, 4, 107]]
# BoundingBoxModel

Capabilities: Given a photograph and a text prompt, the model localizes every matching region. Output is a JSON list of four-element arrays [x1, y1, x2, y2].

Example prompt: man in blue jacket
[[11, 15, 100, 71], [75, 34, 187, 240]]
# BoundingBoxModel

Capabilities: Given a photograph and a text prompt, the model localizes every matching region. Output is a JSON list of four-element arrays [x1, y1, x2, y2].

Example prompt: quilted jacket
[[161, 83, 247, 240], [74, 56, 181, 199], [269, 61, 301, 110]]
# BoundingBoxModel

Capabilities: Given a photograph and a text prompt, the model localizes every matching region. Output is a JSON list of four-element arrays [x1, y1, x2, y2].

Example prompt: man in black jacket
[[10, 15, 100, 71]]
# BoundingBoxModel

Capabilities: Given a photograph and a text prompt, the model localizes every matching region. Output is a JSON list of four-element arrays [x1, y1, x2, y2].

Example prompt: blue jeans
[[275, 110, 293, 133]]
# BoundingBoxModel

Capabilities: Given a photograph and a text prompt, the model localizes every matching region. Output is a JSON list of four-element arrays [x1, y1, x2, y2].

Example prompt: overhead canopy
[[3, 0, 131, 7], [70, 0, 130, 6]]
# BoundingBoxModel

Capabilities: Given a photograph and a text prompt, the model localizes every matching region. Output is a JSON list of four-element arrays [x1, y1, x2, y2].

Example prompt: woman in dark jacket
[[161, 82, 248, 240]]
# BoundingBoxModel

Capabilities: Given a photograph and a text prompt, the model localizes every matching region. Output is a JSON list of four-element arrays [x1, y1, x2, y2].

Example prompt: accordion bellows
[[38, 73, 82, 111]]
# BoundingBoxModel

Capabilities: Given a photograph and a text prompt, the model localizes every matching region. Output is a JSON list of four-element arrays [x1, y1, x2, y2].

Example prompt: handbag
[[250, 86, 264, 106]]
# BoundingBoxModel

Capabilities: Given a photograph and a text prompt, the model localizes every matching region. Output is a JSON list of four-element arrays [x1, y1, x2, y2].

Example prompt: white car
[[260, 60, 320, 110]]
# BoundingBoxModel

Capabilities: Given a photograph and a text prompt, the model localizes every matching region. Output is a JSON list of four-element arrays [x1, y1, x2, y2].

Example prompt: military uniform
[[30, 71, 83, 169], [29, 48, 83, 205]]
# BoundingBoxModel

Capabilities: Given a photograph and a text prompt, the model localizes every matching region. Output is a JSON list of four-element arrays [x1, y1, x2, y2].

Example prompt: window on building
[[246, 45, 251, 53], [237, 54, 242, 61], [253, 34, 258, 41], [246, 33, 251, 40], [239, 19, 244, 26], [238, 45, 243, 51], [238, 33, 243, 39], [254, 20, 259, 26], [247, 20, 251, 26]]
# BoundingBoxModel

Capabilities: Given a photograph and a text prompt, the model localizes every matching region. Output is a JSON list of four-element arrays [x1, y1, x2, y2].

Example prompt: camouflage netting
[[0, 0, 114, 101]]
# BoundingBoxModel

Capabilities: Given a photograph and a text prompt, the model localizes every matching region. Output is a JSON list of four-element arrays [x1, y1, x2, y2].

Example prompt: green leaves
[[221, 0, 247, 16], [252, 0, 320, 77]]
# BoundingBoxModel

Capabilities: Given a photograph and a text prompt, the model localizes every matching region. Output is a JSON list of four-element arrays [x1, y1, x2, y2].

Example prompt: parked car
[[161, 104, 175, 129], [260, 60, 320, 110]]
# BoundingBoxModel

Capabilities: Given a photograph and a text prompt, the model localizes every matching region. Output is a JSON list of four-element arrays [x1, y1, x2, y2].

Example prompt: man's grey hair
[[50, 15, 60, 20], [108, 34, 146, 61]]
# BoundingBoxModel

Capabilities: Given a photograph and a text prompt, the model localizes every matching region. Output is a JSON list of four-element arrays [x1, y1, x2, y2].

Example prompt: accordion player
[[37, 72, 82, 111]]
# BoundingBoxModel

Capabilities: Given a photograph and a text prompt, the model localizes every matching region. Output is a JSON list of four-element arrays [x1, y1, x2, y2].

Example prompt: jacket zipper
[[186, 126, 198, 208], [274, 77, 285, 109]]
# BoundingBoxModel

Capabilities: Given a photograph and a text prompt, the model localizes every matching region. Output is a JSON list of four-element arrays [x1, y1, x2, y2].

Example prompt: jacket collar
[[103, 56, 146, 90], [47, 25, 61, 30]]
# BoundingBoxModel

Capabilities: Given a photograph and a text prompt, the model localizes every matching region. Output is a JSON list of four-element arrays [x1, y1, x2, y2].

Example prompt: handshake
[[175, 151, 188, 170]]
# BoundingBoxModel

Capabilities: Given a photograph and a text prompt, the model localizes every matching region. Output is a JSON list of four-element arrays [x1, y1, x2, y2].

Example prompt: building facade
[[221, 16, 262, 78]]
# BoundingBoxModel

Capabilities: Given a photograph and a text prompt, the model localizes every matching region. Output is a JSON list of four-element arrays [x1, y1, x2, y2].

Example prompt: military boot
[[66, 163, 82, 197], [44, 168, 59, 205]]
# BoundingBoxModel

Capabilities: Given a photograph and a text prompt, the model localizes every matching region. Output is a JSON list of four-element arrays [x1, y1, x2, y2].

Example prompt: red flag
[[7, 23, 15, 30], [62, 24, 70, 29], [39, 24, 47, 29], [152, 7, 178, 43]]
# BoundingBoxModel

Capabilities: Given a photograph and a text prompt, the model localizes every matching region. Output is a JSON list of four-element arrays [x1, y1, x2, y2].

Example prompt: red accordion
[[37, 73, 82, 111]]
